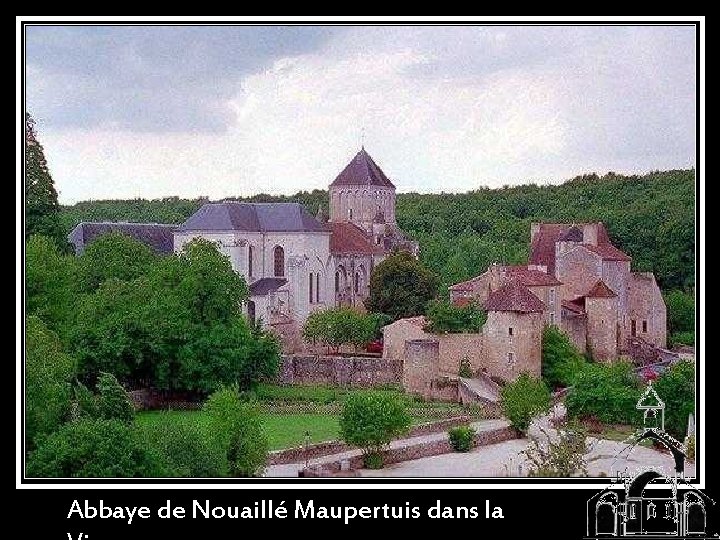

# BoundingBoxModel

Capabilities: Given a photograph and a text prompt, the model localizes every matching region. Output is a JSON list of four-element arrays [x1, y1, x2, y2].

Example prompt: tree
[[541, 326, 586, 389], [664, 289, 695, 344], [26, 316, 75, 449], [424, 299, 487, 334], [565, 362, 641, 426], [26, 419, 165, 478], [96, 372, 135, 424], [500, 373, 551, 433], [204, 386, 268, 477], [78, 233, 155, 292], [302, 307, 377, 352], [26, 235, 77, 339], [25, 113, 65, 247], [137, 413, 228, 478], [365, 252, 440, 321], [653, 360, 695, 439], [339, 391, 411, 467]]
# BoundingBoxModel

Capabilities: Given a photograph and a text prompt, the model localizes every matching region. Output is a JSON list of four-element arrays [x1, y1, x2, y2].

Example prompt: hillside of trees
[[60, 169, 695, 292]]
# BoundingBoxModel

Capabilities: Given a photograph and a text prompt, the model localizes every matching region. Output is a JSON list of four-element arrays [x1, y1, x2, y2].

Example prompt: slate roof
[[330, 148, 395, 188], [562, 298, 586, 314], [249, 277, 288, 296], [179, 202, 327, 233], [328, 221, 384, 255], [484, 283, 545, 313], [586, 280, 617, 298], [68, 222, 177, 255]]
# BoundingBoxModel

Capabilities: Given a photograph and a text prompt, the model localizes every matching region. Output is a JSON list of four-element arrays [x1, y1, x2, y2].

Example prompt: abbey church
[[69, 148, 418, 350]]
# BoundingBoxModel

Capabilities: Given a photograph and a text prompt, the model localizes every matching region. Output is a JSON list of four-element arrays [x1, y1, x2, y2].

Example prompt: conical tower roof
[[330, 148, 395, 188]]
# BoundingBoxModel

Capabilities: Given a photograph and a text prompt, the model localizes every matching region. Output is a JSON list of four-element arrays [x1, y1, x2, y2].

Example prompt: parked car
[[366, 340, 383, 354]]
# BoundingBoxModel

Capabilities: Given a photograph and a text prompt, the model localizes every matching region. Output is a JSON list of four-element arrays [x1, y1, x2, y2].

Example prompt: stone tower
[[328, 148, 396, 234], [585, 280, 618, 362], [483, 283, 545, 382]]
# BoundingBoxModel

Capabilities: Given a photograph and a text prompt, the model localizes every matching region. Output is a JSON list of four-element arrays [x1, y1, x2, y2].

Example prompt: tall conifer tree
[[25, 113, 64, 247]]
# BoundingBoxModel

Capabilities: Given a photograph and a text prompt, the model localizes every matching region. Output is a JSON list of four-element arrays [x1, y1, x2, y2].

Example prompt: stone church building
[[69, 148, 417, 351]]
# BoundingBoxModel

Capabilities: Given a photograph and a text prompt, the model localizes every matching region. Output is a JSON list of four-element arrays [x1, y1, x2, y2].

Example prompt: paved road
[[263, 419, 509, 478], [358, 436, 696, 478]]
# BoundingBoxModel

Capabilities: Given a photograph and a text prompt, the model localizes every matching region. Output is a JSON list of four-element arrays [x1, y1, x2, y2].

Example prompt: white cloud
[[34, 26, 695, 203]]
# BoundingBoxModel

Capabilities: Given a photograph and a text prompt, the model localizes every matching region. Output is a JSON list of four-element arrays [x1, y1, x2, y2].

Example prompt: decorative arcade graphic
[[586, 384, 712, 539]]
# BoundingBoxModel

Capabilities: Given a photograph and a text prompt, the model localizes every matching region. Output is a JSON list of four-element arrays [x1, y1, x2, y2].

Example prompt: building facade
[[448, 222, 667, 362]]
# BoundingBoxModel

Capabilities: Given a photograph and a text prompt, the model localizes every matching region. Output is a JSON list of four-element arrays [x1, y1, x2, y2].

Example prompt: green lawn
[[136, 411, 340, 451]]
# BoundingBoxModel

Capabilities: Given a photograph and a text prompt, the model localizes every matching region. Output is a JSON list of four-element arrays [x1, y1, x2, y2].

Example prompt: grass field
[[136, 410, 340, 451]]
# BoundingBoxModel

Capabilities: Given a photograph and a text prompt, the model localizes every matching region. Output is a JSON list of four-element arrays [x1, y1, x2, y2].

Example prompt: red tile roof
[[449, 275, 483, 292], [529, 224, 568, 275], [484, 283, 545, 313], [562, 298, 586, 314], [504, 265, 563, 287], [586, 280, 617, 298], [581, 243, 631, 261], [529, 222, 623, 272], [328, 222, 384, 255]]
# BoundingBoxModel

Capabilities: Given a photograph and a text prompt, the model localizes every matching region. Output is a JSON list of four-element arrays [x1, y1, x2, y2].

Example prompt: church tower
[[328, 148, 396, 234]]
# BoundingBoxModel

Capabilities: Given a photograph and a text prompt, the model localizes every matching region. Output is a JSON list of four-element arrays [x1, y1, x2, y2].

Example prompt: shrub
[[340, 391, 411, 460], [97, 372, 136, 424], [425, 299, 487, 334], [448, 426, 476, 452], [500, 373, 551, 433], [523, 421, 589, 477], [70, 381, 99, 421], [458, 357, 474, 378], [138, 413, 228, 478], [364, 452, 384, 469], [653, 360, 695, 439], [565, 362, 641, 425], [26, 316, 75, 448], [671, 330, 695, 347], [541, 326, 586, 388], [204, 386, 268, 477], [26, 419, 165, 478]]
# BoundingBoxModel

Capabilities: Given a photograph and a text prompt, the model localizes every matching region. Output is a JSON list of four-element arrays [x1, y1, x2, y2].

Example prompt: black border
[[19, 18, 702, 485]]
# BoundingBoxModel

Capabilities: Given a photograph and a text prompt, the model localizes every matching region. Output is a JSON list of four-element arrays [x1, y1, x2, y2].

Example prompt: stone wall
[[268, 416, 473, 465], [278, 354, 402, 387], [628, 272, 667, 349], [586, 296, 618, 362], [300, 424, 519, 477], [483, 310, 543, 381], [561, 310, 588, 353]]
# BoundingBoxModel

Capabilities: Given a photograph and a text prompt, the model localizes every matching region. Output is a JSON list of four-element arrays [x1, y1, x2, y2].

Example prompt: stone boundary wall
[[299, 425, 518, 477], [278, 355, 402, 387], [268, 416, 472, 465]]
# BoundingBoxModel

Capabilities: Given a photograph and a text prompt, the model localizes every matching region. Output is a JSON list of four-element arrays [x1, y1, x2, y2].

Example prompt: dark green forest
[[60, 169, 695, 292]]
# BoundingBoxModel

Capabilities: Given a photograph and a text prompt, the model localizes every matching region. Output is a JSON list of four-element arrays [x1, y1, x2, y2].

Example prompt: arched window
[[354, 272, 359, 293], [316, 273, 320, 303], [335, 271, 340, 293], [273, 246, 284, 277], [248, 245, 254, 278]]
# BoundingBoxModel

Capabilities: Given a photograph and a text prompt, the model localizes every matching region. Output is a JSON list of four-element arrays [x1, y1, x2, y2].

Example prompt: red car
[[366, 340, 383, 354]]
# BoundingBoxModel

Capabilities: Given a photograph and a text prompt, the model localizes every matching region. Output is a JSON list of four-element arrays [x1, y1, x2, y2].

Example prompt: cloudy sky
[[25, 25, 696, 203]]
